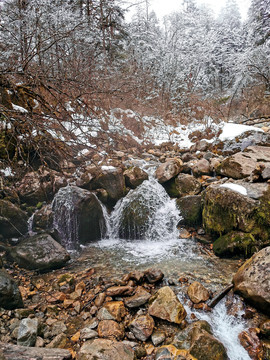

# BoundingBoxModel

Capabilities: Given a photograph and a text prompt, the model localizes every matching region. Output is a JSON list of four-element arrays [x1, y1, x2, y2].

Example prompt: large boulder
[[155, 159, 183, 183], [52, 186, 106, 249], [9, 233, 70, 271], [17, 168, 67, 205], [191, 158, 211, 177], [176, 195, 202, 227], [202, 183, 270, 256], [148, 286, 186, 324], [164, 174, 201, 198], [216, 146, 270, 179], [0, 269, 23, 309], [124, 167, 148, 189], [0, 200, 28, 239], [77, 339, 134, 360], [233, 246, 270, 314]]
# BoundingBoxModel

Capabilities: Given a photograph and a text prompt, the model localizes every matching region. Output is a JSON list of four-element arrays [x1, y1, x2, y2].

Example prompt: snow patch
[[101, 165, 117, 171], [1, 167, 14, 177], [220, 183, 247, 196], [12, 103, 28, 113], [219, 123, 263, 141]]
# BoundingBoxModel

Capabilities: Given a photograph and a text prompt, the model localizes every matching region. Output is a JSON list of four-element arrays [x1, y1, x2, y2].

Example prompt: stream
[[49, 161, 252, 359]]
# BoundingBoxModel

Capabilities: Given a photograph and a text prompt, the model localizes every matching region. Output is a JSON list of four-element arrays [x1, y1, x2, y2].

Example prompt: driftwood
[[208, 284, 234, 309], [240, 116, 270, 126], [0, 342, 72, 360]]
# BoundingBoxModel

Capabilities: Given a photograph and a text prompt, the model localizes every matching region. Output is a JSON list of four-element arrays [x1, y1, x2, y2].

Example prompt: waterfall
[[52, 186, 80, 251], [106, 176, 181, 241]]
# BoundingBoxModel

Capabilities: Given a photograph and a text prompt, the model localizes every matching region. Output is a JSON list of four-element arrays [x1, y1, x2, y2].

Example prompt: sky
[[127, 0, 251, 21]]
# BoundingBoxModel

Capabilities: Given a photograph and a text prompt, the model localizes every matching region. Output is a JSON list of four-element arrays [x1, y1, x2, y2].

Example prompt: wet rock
[[17, 318, 38, 347], [97, 320, 124, 340], [233, 246, 270, 314], [106, 285, 134, 297], [52, 186, 106, 249], [78, 339, 134, 360], [103, 301, 126, 322], [187, 282, 210, 304], [260, 320, 270, 338], [176, 195, 202, 227], [124, 286, 151, 308], [129, 314, 155, 342], [151, 330, 166, 346], [148, 286, 186, 324], [216, 146, 270, 179], [238, 328, 263, 360], [155, 159, 183, 183], [9, 233, 70, 271], [213, 231, 257, 258], [189, 328, 228, 360], [0, 269, 23, 310], [124, 167, 148, 189], [0, 200, 28, 239], [17, 169, 67, 205], [191, 158, 211, 177], [124, 270, 145, 283], [144, 268, 164, 284]]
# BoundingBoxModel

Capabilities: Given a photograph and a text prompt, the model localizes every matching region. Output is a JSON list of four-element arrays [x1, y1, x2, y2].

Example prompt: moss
[[36, 202, 43, 210], [213, 231, 257, 258], [163, 178, 180, 198]]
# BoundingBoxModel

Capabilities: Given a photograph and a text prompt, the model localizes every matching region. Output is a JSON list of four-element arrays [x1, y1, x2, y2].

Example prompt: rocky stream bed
[[0, 130, 270, 360]]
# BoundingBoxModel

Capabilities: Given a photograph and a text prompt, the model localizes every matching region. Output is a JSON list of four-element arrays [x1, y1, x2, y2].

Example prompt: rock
[[0, 342, 72, 359], [52, 186, 106, 249], [202, 185, 257, 235], [148, 286, 186, 324], [129, 314, 155, 342], [151, 330, 166, 346], [144, 268, 164, 284], [80, 328, 98, 341], [17, 169, 67, 205], [77, 166, 125, 206], [9, 233, 70, 271], [189, 328, 228, 360], [260, 320, 270, 338], [97, 307, 115, 321], [191, 158, 211, 177], [46, 333, 67, 348], [106, 286, 134, 297], [213, 231, 257, 258], [176, 195, 202, 227], [77, 339, 134, 360], [103, 301, 126, 322], [216, 146, 270, 179], [164, 174, 201, 198], [17, 318, 38, 347], [32, 204, 53, 232], [0, 200, 28, 239], [124, 167, 148, 189], [124, 286, 151, 308], [187, 282, 210, 304], [0, 269, 23, 310], [155, 159, 183, 183], [155, 345, 196, 360], [97, 320, 124, 340], [238, 328, 263, 360], [233, 246, 270, 314]]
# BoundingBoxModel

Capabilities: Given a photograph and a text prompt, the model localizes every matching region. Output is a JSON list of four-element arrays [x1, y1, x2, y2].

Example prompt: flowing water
[[47, 161, 252, 359]]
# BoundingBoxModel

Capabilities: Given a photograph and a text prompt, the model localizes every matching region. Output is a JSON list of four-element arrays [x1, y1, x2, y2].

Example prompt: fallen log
[[0, 342, 72, 360], [208, 284, 234, 308]]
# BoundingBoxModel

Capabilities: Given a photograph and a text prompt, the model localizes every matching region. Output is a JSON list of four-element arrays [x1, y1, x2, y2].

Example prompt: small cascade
[[106, 176, 181, 241], [52, 186, 80, 250], [180, 294, 252, 360], [27, 212, 36, 236]]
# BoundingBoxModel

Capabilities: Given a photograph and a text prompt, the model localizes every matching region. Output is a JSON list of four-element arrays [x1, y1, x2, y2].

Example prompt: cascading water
[[179, 293, 252, 360]]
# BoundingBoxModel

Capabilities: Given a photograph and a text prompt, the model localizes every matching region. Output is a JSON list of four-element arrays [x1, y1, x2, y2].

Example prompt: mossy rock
[[0, 199, 28, 239], [176, 195, 202, 227], [213, 231, 257, 258]]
